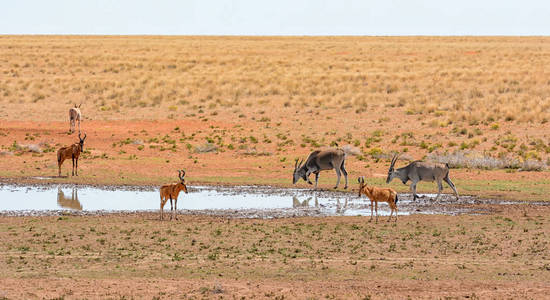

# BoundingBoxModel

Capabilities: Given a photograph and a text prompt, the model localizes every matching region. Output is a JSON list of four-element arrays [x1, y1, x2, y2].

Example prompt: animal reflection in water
[[335, 198, 348, 215], [292, 195, 348, 214], [57, 187, 82, 210], [292, 195, 319, 208]]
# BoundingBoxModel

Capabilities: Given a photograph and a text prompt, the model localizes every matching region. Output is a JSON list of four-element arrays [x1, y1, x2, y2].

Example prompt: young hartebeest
[[57, 132, 86, 176], [358, 176, 399, 222], [160, 170, 188, 220], [69, 104, 82, 133]]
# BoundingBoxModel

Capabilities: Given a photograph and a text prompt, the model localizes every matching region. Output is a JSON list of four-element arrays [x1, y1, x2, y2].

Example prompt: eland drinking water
[[293, 146, 353, 189]]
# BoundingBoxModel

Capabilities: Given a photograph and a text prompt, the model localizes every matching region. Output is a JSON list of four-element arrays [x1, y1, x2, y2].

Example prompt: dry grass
[[1, 36, 549, 123], [1, 36, 550, 193], [2, 39, 548, 111]]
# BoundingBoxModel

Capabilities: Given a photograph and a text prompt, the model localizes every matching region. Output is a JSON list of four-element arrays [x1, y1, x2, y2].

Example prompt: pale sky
[[1, 0, 549, 35]]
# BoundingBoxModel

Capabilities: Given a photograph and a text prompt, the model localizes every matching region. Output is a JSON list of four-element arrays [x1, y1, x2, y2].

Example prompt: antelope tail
[[444, 163, 451, 179], [341, 145, 360, 156], [395, 194, 399, 204], [57, 151, 62, 163]]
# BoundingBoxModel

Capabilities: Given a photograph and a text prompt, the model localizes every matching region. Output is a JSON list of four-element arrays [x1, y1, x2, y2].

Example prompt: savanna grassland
[[1, 36, 550, 298], [1, 36, 550, 199]]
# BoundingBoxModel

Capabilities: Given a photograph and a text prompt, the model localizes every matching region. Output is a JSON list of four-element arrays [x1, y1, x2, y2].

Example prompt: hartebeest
[[69, 104, 82, 133], [386, 153, 459, 201], [358, 176, 398, 222], [293, 146, 352, 189], [160, 170, 188, 220], [57, 132, 86, 176]]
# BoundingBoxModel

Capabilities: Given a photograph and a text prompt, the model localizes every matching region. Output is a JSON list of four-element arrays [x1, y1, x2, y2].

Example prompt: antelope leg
[[375, 201, 379, 223], [169, 197, 173, 220], [314, 172, 319, 189], [369, 199, 373, 222], [174, 198, 178, 220], [341, 161, 348, 189], [444, 176, 459, 200], [160, 197, 163, 220], [435, 180, 443, 201], [334, 167, 341, 189], [411, 182, 418, 201]]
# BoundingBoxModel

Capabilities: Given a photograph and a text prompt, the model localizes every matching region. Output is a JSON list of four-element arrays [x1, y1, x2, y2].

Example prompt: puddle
[[0, 184, 540, 218]]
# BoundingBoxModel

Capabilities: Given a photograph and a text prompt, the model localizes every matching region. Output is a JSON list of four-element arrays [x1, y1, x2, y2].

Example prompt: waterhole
[[0, 184, 520, 218]]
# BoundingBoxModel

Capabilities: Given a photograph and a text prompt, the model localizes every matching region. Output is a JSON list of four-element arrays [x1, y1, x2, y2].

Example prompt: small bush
[[427, 151, 530, 170], [520, 159, 546, 171], [195, 143, 217, 153]]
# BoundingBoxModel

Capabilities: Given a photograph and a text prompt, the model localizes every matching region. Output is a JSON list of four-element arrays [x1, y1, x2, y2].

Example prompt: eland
[[293, 146, 353, 189], [386, 153, 458, 201]]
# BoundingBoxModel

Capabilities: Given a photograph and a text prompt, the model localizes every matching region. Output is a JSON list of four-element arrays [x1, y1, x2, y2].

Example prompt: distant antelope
[[358, 176, 398, 222], [57, 132, 86, 176], [386, 153, 458, 201], [160, 170, 188, 220], [293, 146, 354, 189], [69, 103, 82, 133]]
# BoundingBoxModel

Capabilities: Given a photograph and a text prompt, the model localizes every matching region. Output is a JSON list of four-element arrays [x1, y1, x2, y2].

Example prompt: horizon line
[[1, 34, 549, 37]]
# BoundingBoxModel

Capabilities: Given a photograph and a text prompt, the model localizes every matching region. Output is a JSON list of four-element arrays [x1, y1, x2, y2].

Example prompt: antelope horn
[[294, 158, 299, 169], [180, 170, 185, 178], [298, 159, 304, 168], [177, 170, 181, 178], [390, 153, 399, 168], [83, 133, 87, 140]]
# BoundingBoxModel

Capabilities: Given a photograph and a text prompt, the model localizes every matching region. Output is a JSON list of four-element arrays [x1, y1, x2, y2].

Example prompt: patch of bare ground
[[1, 120, 550, 202], [0, 207, 548, 298]]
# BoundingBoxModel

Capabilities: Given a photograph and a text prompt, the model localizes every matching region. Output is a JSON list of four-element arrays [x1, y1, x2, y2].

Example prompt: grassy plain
[[1, 36, 550, 199], [1, 36, 550, 298]]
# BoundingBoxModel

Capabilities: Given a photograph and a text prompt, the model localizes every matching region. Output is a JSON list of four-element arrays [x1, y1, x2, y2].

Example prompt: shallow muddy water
[[0, 183, 533, 218]]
